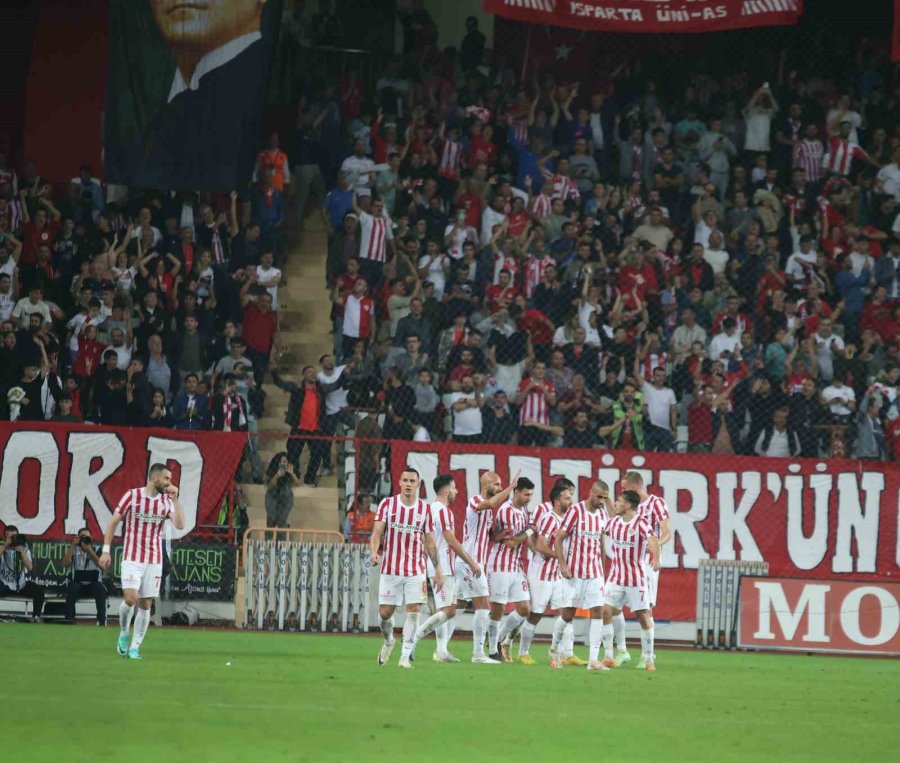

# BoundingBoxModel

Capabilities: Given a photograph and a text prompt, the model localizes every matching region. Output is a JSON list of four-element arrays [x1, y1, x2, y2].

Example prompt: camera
[[79, 536, 92, 547], [8, 534, 25, 548]]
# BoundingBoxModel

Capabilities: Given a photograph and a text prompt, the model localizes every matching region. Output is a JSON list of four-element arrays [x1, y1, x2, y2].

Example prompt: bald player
[[618, 471, 671, 668], [457, 470, 519, 664]]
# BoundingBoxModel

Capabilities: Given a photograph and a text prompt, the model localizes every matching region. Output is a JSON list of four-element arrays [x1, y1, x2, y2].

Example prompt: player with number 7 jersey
[[602, 490, 660, 671]]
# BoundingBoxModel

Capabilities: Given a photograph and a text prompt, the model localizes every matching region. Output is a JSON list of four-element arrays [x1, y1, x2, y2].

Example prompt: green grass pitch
[[7, 625, 899, 762]]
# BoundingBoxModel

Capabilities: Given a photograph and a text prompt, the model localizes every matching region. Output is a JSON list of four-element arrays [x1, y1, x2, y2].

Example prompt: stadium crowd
[[0, 11, 899, 480]]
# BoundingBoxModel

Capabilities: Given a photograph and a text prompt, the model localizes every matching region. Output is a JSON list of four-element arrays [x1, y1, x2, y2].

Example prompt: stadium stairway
[[240, 218, 341, 534]]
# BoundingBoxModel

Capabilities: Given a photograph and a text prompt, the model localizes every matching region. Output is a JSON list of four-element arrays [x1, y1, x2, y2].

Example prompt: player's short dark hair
[[594, 479, 609, 492], [433, 474, 454, 494], [553, 478, 575, 492], [621, 490, 640, 508], [622, 471, 644, 487], [515, 477, 535, 491], [400, 467, 420, 479], [549, 484, 567, 502], [148, 463, 169, 477]]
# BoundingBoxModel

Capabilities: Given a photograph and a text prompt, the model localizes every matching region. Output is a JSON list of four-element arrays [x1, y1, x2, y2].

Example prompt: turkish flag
[[496, 17, 600, 86]]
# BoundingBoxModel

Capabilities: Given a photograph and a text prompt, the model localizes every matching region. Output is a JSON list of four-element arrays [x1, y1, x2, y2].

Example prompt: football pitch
[[7, 626, 898, 763]]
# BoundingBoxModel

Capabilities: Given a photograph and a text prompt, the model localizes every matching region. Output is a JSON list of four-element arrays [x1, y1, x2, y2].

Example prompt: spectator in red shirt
[[239, 278, 280, 383], [485, 269, 520, 314], [19, 192, 61, 266]]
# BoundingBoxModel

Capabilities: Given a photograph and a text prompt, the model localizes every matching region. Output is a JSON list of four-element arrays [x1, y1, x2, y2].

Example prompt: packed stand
[[311, 17, 900, 463]]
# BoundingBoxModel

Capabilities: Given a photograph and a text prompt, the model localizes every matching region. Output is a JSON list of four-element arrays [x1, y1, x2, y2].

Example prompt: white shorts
[[120, 561, 163, 599], [644, 562, 660, 607], [605, 583, 651, 613], [430, 573, 457, 611], [378, 573, 426, 606], [558, 577, 605, 610], [528, 573, 566, 614], [486, 570, 530, 605], [454, 559, 489, 601]]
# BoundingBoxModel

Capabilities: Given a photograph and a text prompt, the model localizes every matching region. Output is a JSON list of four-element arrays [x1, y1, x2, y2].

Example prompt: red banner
[[484, 0, 803, 34], [738, 577, 900, 655], [0, 422, 246, 541], [391, 442, 900, 622]]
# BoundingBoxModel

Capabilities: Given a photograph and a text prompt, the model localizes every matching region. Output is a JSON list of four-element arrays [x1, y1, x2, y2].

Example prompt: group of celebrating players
[[369, 467, 671, 672]]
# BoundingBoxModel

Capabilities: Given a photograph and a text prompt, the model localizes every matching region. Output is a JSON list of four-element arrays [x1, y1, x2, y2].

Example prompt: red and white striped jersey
[[115, 487, 174, 565], [824, 136, 868, 177], [547, 173, 580, 202], [533, 508, 565, 582], [461, 494, 493, 565], [437, 139, 464, 180], [427, 500, 455, 577], [525, 500, 551, 572], [486, 500, 529, 572], [359, 211, 392, 263], [0, 199, 23, 232], [517, 377, 555, 425], [342, 293, 375, 339], [637, 493, 671, 537], [522, 254, 553, 298], [560, 501, 608, 580], [531, 193, 552, 220], [793, 139, 824, 183], [375, 495, 433, 576], [605, 513, 654, 587]]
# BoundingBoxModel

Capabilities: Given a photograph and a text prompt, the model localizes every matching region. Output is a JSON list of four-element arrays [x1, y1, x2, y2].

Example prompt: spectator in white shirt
[[703, 231, 729, 275], [256, 250, 283, 309], [754, 408, 801, 457], [480, 194, 507, 246], [743, 86, 778, 153], [785, 235, 818, 287], [447, 375, 484, 443], [826, 95, 863, 144], [0, 273, 15, 321], [813, 318, 844, 382], [642, 367, 677, 452], [340, 138, 385, 197], [821, 377, 856, 418], [876, 145, 900, 202], [708, 317, 742, 360]]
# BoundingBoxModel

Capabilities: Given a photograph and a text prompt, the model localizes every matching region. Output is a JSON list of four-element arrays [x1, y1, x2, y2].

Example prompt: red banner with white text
[[0, 423, 246, 541], [392, 441, 899, 622], [484, 0, 803, 33]]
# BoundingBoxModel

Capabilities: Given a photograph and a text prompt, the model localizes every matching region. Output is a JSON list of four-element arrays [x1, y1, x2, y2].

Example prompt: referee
[[62, 529, 107, 625]]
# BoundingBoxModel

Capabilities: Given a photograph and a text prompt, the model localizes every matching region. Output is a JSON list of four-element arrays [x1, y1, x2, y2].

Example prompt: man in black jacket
[[270, 359, 343, 487]]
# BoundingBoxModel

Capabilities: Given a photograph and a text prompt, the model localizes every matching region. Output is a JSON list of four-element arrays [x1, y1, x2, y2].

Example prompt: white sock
[[550, 616, 568, 653], [435, 622, 449, 654], [380, 617, 395, 644], [487, 618, 500, 655], [562, 621, 575, 657], [498, 611, 526, 642], [519, 621, 537, 655], [130, 608, 150, 650], [589, 620, 603, 663], [613, 612, 627, 651], [602, 623, 615, 659], [446, 612, 459, 644], [415, 610, 449, 644], [400, 612, 420, 660], [119, 602, 135, 636], [472, 609, 489, 657], [640, 624, 655, 660]]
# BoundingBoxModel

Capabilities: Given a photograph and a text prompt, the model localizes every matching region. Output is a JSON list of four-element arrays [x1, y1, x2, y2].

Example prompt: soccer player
[[517, 481, 572, 664], [370, 468, 443, 669], [98, 463, 185, 660], [486, 477, 536, 662], [550, 480, 610, 671], [408, 473, 484, 663], [602, 490, 660, 671], [456, 470, 519, 664], [620, 471, 671, 667]]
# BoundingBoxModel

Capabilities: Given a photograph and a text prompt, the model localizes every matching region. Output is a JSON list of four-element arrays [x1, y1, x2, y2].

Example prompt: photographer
[[0, 526, 45, 619], [61, 528, 107, 625], [265, 451, 301, 529]]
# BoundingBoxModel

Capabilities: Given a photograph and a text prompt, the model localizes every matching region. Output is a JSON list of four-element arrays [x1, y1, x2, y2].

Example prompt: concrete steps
[[241, 483, 341, 532]]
